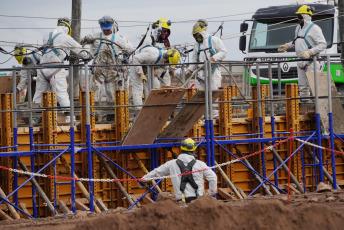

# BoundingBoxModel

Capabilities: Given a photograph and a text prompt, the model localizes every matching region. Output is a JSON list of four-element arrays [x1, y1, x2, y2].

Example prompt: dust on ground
[[1, 191, 344, 230]]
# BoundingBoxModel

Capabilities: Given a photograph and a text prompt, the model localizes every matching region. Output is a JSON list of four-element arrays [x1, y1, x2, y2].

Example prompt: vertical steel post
[[278, 62, 282, 96], [313, 56, 324, 182], [256, 63, 267, 181], [27, 69, 37, 217], [84, 62, 94, 211], [268, 63, 278, 186], [204, 61, 211, 167], [12, 66, 18, 209], [326, 55, 337, 189], [207, 61, 215, 171], [69, 65, 76, 212]]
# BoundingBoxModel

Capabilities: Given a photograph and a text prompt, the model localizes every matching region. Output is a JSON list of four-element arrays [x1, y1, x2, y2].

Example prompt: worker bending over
[[142, 138, 217, 204]]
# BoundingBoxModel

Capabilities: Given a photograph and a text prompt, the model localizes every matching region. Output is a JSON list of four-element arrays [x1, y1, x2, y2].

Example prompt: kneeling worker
[[142, 138, 217, 203]]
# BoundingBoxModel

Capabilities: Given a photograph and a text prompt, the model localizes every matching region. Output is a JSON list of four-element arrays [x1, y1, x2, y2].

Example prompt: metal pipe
[[69, 65, 76, 212], [313, 56, 324, 182], [0, 187, 20, 219], [12, 66, 18, 209], [278, 62, 282, 96], [266, 143, 304, 193], [208, 61, 215, 171], [326, 55, 337, 189], [84, 62, 94, 212]]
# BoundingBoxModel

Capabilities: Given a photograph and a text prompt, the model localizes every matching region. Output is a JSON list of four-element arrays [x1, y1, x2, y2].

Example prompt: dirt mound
[[75, 196, 344, 230]]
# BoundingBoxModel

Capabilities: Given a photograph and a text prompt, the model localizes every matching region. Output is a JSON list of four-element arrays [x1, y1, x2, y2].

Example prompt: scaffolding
[[0, 56, 344, 219]]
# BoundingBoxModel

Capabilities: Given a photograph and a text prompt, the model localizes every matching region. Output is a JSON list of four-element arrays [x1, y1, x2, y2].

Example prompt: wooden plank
[[58, 200, 71, 214], [121, 87, 186, 146], [75, 200, 90, 211], [142, 195, 155, 204], [0, 209, 12, 220], [159, 90, 223, 139], [18, 203, 31, 219], [95, 198, 108, 212], [218, 188, 234, 200], [306, 72, 344, 134]]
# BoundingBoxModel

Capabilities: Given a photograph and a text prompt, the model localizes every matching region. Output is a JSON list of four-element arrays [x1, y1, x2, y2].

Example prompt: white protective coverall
[[142, 153, 217, 201], [129, 46, 167, 111], [33, 26, 86, 107], [17, 52, 41, 97], [187, 30, 227, 90], [138, 27, 172, 86], [85, 31, 134, 102], [286, 14, 326, 97]]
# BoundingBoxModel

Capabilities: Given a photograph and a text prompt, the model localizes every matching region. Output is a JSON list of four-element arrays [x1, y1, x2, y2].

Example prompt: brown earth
[[1, 191, 344, 230]]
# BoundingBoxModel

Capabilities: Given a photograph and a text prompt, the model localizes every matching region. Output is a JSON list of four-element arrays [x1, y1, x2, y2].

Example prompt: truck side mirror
[[240, 22, 248, 33], [239, 35, 246, 53]]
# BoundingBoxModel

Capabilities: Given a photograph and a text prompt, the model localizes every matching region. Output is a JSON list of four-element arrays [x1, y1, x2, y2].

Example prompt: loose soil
[[1, 191, 344, 230]]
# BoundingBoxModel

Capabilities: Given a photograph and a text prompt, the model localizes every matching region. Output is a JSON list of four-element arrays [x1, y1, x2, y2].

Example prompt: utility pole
[[71, 0, 82, 99], [339, 0, 344, 67]]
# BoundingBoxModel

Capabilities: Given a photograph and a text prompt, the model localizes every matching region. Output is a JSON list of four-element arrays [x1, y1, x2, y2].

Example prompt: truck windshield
[[249, 17, 333, 52]]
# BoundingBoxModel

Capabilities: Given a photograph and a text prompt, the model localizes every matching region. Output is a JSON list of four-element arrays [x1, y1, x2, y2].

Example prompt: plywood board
[[158, 90, 223, 139], [121, 87, 186, 146], [306, 72, 344, 134]]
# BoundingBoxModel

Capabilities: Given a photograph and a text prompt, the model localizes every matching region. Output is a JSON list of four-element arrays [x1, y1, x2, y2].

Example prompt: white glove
[[140, 74, 147, 83], [185, 70, 193, 79], [278, 44, 289, 52], [301, 50, 313, 59]]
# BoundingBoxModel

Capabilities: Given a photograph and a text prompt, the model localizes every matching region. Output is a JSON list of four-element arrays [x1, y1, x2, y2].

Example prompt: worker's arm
[[212, 37, 227, 61], [132, 48, 158, 75], [309, 26, 327, 55], [187, 43, 199, 72], [202, 162, 217, 196], [142, 160, 174, 182]]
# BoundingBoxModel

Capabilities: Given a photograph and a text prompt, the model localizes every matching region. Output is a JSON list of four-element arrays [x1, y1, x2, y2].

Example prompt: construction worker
[[185, 19, 227, 117], [33, 17, 89, 110], [10, 44, 41, 101], [278, 5, 326, 102], [129, 46, 180, 113], [139, 18, 176, 87], [141, 138, 217, 204], [81, 15, 134, 102]]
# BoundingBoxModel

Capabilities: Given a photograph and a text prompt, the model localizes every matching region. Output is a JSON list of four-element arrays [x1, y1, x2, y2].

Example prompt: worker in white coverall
[[11, 44, 41, 101], [141, 138, 217, 204], [33, 17, 88, 108], [139, 18, 176, 87], [129, 46, 180, 113], [81, 16, 134, 102], [185, 19, 227, 117], [278, 5, 326, 102]]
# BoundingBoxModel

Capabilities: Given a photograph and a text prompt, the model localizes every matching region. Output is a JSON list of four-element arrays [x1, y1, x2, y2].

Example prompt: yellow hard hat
[[153, 18, 171, 30], [166, 48, 180, 67], [192, 19, 208, 35], [57, 17, 72, 36], [14, 45, 26, 64], [181, 138, 196, 152], [296, 5, 313, 16]]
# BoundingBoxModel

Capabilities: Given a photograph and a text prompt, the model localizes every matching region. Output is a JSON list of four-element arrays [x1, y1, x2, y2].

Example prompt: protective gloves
[[301, 50, 313, 59], [81, 35, 94, 45], [140, 74, 147, 83], [278, 44, 289, 52], [169, 69, 177, 78]]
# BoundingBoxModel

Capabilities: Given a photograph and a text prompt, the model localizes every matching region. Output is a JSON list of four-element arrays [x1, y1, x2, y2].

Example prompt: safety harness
[[176, 158, 199, 203], [42, 32, 62, 57], [95, 32, 117, 57], [293, 23, 315, 49], [138, 45, 163, 64], [197, 36, 217, 74]]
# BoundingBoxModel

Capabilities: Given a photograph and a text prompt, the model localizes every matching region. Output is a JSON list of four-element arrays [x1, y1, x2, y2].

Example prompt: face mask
[[194, 33, 203, 43]]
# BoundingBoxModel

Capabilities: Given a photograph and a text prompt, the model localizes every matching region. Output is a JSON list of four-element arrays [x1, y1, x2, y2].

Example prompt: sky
[[0, 0, 327, 70]]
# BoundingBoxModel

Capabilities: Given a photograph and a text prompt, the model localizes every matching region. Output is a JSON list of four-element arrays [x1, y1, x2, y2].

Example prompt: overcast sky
[[0, 0, 326, 70]]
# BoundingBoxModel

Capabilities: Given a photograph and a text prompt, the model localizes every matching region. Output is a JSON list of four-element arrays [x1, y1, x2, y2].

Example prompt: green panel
[[324, 64, 344, 83]]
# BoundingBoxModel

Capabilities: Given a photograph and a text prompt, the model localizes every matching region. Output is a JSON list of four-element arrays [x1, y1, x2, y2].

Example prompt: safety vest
[[95, 32, 117, 57], [138, 45, 163, 64], [42, 32, 62, 57], [176, 158, 199, 199], [197, 36, 217, 74], [294, 23, 315, 49]]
